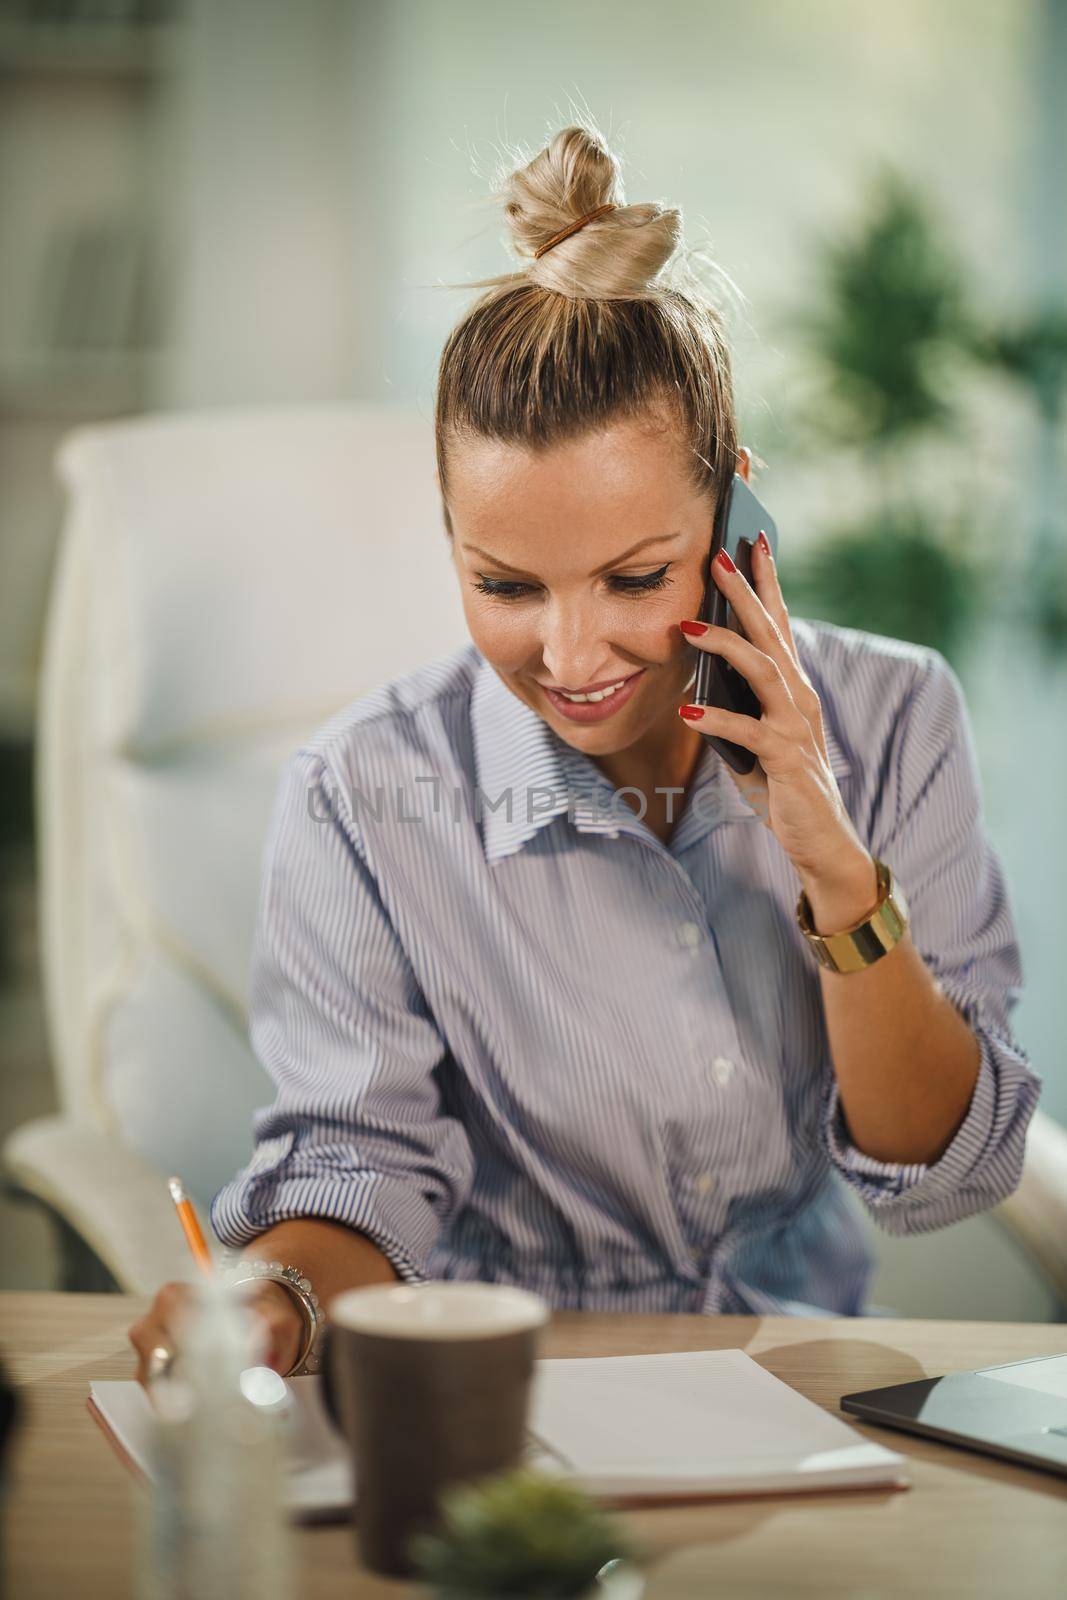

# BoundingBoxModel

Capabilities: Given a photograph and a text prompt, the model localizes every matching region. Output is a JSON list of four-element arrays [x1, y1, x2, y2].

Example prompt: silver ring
[[147, 1344, 175, 1381]]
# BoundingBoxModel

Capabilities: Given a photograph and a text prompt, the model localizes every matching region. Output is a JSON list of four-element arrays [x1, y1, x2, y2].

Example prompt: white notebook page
[[89, 1347, 907, 1520], [526, 1349, 908, 1494]]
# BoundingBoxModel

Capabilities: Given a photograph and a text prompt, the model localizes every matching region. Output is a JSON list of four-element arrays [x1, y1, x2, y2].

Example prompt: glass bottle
[[136, 1275, 295, 1600]]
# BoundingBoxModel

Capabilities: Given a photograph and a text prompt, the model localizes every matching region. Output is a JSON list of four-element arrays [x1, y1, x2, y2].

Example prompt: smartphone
[[689, 474, 780, 776]]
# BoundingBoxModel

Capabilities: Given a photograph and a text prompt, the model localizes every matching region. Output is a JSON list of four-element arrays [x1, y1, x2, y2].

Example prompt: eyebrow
[[462, 532, 682, 578]]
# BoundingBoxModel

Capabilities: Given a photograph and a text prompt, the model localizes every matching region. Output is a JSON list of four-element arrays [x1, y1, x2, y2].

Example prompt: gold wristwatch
[[795, 854, 909, 974]]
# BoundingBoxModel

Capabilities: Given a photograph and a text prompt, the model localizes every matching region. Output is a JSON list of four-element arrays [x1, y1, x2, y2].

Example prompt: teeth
[[556, 679, 627, 704]]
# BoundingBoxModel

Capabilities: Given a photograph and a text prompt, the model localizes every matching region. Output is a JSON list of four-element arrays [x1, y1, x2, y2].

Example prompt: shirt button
[[677, 921, 703, 949], [710, 1055, 735, 1086], [695, 1172, 716, 1195]]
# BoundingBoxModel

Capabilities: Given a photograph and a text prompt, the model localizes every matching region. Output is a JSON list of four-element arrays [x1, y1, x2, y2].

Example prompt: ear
[[738, 446, 752, 483]]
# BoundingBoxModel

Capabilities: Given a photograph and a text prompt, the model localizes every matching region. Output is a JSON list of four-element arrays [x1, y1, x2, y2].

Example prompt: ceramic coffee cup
[[322, 1282, 550, 1577]]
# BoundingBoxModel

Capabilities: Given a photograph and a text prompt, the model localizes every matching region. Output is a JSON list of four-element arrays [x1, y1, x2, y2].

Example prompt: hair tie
[[533, 203, 617, 259]]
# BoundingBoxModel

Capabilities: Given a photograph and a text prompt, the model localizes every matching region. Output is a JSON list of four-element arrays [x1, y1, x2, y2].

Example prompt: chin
[[551, 718, 633, 751]]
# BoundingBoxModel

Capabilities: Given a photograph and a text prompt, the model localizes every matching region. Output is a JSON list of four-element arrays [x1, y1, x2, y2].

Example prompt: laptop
[[841, 1352, 1067, 1478]]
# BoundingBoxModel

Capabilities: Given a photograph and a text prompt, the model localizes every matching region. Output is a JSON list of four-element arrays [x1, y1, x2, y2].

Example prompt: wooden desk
[[2, 1295, 1065, 1599]]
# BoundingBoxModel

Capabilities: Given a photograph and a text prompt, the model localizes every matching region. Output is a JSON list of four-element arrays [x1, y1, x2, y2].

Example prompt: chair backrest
[[994, 1109, 1067, 1310], [37, 404, 469, 1207]]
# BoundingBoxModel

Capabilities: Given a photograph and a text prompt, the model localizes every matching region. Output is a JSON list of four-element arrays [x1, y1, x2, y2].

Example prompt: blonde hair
[[434, 122, 741, 536]]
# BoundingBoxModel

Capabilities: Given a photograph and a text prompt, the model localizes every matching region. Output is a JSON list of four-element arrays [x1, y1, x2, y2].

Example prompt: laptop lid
[[841, 1353, 1067, 1479]]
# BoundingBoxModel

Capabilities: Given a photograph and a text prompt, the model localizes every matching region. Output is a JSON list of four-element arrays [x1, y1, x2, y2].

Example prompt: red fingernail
[[679, 619, 708, 637], [679, 704, 705, 721], [757, 530, 771, 557], [714, 548, 736, 574]]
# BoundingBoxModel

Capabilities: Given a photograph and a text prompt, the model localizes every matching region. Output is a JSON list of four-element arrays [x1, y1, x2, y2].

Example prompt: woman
[[129, 124, 1039, 1384]]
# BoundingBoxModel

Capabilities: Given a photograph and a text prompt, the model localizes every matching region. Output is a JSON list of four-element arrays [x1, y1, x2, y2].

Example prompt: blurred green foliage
[[793, 171, 973, 453], [969, 308, 1067, 652], [1029, 547, 1067, 655], [779, 169, 1066, 663], [779, 509, 982, 663], [406, 1467, 641, 1598], [971, 309, 1067, 425]]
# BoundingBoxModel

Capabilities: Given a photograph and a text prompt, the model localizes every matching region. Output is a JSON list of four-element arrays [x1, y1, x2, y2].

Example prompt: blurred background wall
[[1, 0, 1064, 1312]]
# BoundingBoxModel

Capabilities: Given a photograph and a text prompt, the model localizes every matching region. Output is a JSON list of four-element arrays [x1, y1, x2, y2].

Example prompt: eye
[[612, 564, 674, 596], [470, 577, 536, 602], [471, 564, 674, 602]]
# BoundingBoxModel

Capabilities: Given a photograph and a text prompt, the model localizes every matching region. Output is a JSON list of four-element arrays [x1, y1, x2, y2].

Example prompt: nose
[[538, 596, 613, 692]]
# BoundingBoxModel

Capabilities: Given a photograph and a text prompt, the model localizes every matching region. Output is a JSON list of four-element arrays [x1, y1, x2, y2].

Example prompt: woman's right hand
[[127, 1278, 305, 1389]]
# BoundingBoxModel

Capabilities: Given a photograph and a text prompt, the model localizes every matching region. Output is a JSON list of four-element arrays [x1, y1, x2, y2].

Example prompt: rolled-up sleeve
[[820, 648, 1041, 1233], [210, 747, 475, 1281]]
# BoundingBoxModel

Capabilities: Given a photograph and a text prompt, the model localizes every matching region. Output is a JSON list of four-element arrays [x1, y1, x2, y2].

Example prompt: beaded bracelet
[[219, 1253, 326, 1377]]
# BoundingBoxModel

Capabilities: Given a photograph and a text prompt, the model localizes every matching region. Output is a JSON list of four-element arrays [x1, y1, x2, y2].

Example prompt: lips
[[540, 670, 645, 724], [543, 672, 640, 695]]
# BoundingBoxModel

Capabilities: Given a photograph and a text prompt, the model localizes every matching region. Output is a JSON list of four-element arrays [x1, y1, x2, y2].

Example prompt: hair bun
[[499, 124, 682, 301]]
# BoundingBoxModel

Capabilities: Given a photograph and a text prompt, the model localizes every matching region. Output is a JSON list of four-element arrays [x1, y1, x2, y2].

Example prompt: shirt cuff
[[823, 1081, 933, 1202], [821, 980, 1036, 1229], [209, 1144, 439, 1285]]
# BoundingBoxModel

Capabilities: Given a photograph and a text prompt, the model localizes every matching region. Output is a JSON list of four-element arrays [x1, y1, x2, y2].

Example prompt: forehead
[[445, 416, 700, 538]]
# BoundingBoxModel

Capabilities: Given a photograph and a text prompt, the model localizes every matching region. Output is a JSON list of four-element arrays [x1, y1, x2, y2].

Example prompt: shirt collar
[[470, 640, 852, 865]]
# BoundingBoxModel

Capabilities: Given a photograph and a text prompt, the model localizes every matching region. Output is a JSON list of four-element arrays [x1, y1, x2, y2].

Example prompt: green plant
[[967, 309, 1067, 653], [1024, 540, 1067, 657], [771, 166, 1067, 660], [970, 309, 1067, 426], [406, 1467, 641, 1599], [781, 507, 982, 667], [792, 168, 973, 456], [770, 170, 999, 663]]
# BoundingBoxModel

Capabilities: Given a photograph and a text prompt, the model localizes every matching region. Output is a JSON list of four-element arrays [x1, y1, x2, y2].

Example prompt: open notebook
[[88, 1348, 909, 1523]]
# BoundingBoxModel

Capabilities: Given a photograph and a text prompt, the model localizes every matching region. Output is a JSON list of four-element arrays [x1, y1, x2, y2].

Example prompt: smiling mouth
[[540, 671, 642, 704], [537, 671, 647, 723]]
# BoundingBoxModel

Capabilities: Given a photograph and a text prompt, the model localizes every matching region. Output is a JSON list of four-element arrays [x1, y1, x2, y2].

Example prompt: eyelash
[[471, 565, 674, 603]]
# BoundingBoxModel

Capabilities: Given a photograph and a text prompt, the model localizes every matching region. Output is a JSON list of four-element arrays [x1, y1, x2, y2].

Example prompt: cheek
[[460, 596, 537, 669], [629, 603, 684, 660], [677, 566, 707, 617]]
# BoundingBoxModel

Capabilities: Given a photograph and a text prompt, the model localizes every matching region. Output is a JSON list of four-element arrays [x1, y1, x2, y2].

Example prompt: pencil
[[168, 1176, 215, 1277]]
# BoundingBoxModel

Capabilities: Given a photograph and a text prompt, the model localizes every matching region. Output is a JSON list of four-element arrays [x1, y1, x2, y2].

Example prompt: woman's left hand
[[677, 534, 870, 892]]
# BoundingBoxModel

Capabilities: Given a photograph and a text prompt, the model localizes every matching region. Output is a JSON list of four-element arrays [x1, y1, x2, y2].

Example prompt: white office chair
[[995, 1111, 1067, 1309], [4, 403, 1065, 1315], [2, 404, 468, 1291]]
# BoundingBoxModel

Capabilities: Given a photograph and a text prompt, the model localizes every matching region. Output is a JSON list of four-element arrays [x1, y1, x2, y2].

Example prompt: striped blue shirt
[[209, 618, 1041, 1316]]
